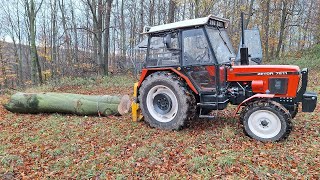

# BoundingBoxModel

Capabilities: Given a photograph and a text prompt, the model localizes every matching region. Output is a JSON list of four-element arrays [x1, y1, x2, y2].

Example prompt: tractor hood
[[228, 65, 300, 77], [227, 65, 301, 97]]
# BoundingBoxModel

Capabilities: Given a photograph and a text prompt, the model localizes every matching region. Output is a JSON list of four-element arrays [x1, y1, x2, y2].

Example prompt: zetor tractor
[[132, 15, 317, 142]]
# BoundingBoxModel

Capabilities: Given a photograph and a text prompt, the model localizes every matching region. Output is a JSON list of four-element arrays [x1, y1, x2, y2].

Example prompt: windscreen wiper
[[217, 27, 232, 54]]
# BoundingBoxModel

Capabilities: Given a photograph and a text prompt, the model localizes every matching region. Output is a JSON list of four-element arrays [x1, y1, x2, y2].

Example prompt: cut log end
[[117, 95, 131, 115]]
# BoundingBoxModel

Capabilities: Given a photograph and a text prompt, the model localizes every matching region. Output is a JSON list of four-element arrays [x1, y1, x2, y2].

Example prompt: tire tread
[[138, 71, 196, 130]]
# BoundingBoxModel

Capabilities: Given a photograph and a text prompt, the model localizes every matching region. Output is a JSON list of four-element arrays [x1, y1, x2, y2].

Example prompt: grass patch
[[1, 154, 24, 167], [187, 155, 211, 173], [269, 44, 320, 70], [215, 151, 238, 168]]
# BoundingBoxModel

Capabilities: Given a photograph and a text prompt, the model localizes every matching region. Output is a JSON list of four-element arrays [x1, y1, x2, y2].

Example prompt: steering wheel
[[194, 48, 208, 63], [183, 52, 193, 64]]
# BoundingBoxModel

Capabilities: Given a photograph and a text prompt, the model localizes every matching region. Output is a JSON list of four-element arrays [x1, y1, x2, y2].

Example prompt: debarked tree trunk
[[4, 92, 131, 116]]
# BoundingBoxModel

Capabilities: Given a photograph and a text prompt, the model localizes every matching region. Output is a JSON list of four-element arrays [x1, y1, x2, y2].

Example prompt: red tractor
[[132, 15, 317, 142]]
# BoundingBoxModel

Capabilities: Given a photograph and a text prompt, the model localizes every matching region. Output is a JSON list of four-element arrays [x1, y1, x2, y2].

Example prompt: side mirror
[[164, 34, 172, 49]]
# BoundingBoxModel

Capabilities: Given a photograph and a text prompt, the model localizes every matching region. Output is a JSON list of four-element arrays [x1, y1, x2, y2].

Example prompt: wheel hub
[[260, 119, 270, 127], [153, 93, 172, 115]]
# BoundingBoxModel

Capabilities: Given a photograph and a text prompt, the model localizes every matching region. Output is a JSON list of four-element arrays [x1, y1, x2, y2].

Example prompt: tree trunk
[[4, 92, 131, 116], [104, 0, 113, 76], [244, 0, 255, 29], [194, 0, 199, 18], [148, 0, 155, 25], [11, 38, 20, 86], [25, 0, 43, 85], [317, 7, 320, 44], [97, 0, 104, 76], [139, 0, 144, 41], [58, 0, 72, 64], [168, 0, 176, 23], [91, 0, 98, 72], [0, 42, 8, 88], [264, 0, 271, 61], [182, 0, 186, 20], [302, 1, 314, 49], [17, 10, 23, 87], [51, 0, 58, 80], [276, 0, 288, 58], [71, 5, 79, 64], [120, 0, 126, 60]]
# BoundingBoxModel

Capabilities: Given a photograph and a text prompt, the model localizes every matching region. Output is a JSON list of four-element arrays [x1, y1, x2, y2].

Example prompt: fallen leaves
[[0, 73, 320, 179]]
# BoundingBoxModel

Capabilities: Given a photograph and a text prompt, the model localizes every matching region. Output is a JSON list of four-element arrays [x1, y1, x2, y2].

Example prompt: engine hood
[[227, 65, 301, 97], [228, 65, 300, 76]]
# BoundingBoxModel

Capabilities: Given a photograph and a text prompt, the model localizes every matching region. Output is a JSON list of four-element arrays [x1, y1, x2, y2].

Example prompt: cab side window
[[182, 29, 214, 66], [147, 33, 180, 67]]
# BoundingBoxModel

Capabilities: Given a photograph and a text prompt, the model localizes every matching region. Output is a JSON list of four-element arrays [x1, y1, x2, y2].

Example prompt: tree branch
[[86, 0, 98, 24], [35, 0, 44, 15]]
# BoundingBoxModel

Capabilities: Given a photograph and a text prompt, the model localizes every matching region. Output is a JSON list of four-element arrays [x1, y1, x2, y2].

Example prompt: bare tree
[[51, 0, 58, 79], [168, 0, 176, 23], [276, 0, 289, 58], [85, 0, 105, 76], [104, 0, 113, 75], [264, 0, 271, 61], [24, 0, 44, 85], [3, 1, 24, 85]]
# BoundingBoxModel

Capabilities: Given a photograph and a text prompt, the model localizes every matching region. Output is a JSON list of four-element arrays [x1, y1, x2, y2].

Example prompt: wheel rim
[[248, 110, 282, 139], [146, 85, 178, 122], [153, 93, 172, 115]]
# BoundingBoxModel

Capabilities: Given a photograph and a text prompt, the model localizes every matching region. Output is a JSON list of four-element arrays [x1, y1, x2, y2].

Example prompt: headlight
[[269, 78, 288, 94]]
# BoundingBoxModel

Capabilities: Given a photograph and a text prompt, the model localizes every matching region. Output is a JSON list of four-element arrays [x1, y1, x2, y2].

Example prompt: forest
[[0, 0, 319, 90]]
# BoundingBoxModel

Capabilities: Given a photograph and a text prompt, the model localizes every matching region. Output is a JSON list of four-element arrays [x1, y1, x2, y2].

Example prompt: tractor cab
[[142, 15, 235, 112], [143, 15, 235, 67]]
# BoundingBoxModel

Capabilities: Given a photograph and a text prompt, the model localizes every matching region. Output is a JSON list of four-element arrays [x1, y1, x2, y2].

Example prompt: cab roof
[[143, 15, 229, 34]]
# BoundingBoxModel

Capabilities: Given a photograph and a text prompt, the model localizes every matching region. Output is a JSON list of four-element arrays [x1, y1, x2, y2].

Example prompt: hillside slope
[[270, 45, 320, 70]]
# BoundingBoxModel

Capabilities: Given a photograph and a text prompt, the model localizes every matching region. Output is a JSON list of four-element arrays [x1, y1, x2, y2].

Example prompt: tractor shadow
[[187, 108, 242, 132]]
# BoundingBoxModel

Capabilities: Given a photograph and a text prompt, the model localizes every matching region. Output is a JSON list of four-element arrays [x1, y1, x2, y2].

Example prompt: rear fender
[[234, 94, 275, 117], [138, 68, 199, 94]]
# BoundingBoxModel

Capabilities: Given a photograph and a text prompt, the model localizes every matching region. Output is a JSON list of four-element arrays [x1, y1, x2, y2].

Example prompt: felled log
[[4, 92, 131, 116]]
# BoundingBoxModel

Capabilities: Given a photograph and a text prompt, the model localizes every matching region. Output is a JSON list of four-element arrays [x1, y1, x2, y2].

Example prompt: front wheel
[[241, 100, 292, 142]]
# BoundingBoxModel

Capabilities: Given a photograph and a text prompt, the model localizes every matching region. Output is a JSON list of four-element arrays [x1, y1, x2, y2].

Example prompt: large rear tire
[[138, 71, 196, 130], [240, 100, 292, 142]]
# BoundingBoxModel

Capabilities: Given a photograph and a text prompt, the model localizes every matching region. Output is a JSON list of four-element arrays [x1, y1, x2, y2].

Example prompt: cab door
[[181, 28, 218, 93]]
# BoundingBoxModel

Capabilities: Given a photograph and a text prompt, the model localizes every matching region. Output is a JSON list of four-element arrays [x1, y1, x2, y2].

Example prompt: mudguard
[[234, 94, 275, 117]]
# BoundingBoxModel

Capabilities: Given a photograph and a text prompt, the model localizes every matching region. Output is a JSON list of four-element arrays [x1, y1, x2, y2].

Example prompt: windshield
[[206, 27, 235, 64]]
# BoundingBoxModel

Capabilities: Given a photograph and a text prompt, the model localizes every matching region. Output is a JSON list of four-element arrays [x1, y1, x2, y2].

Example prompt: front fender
[[234, 94, 275, 117]]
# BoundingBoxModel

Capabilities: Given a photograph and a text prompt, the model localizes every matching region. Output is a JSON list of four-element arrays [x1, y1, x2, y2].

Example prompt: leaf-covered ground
[[0, 73, 319, 179]]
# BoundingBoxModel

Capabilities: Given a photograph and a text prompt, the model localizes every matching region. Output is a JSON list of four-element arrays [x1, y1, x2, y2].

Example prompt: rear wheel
[[241, 100, 292, 142], [138, 71, 196, 130]]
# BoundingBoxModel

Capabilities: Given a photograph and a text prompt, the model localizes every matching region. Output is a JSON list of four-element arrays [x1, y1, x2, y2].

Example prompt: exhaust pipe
[[240, 12, 249, 65]]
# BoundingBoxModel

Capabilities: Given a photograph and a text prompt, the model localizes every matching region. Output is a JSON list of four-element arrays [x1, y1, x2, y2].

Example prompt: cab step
[[198, 107, 216, 120], [198, 115, 216, 119]]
